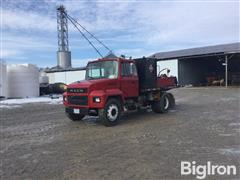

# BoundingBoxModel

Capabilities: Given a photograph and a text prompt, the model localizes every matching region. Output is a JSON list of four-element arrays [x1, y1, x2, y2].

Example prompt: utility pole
[[225, 55, 228, 87]]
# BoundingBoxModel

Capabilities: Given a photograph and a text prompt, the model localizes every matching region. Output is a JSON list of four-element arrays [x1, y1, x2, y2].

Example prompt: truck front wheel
[[99, 98, 121, 127], [151, 93, 170, 113], [66, 113, 85, 121]]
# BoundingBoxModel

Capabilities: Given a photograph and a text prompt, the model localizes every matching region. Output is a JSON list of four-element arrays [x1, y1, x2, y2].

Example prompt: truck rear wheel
[[151, 93, 170, 113], [99, 98, 121, 127], [167, 93, 175, 109], [66, 113, 85, 121]]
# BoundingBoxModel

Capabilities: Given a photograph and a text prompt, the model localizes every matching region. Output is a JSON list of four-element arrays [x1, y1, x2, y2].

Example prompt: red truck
[[63, 57, 176, 126]]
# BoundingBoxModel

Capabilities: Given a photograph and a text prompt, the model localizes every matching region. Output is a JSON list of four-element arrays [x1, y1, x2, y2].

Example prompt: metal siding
[[46, 70, 86, 85], [157, 60, 178, 78], [66, 71, 86, 84]]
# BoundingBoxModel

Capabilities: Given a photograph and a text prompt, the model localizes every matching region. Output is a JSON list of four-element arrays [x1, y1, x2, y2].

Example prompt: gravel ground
[[0, 87, 240, 180]]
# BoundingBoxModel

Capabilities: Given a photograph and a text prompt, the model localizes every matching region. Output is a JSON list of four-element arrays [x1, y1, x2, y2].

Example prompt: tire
[[151, 93, 170, 113], [66, 113, 85, 121], [167, 93, 175, 109], [99, 98, 121, 127]]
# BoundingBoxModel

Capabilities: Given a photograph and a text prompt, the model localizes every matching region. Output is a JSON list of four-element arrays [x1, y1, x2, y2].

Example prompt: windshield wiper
[[87, 77, 95, 80]]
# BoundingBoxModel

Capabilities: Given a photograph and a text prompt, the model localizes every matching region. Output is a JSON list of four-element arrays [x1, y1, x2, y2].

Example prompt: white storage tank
[[0, 61, 7, 98], [7, 64, 39, 98]]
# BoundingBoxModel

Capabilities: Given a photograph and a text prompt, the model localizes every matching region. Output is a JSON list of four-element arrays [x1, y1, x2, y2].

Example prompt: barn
[[45, 67, 86, 85], [151, 42, 240, 86]]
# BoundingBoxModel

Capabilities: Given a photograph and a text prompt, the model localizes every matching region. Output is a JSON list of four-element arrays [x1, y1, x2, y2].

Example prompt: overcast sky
[[1, 0, 239, 68]]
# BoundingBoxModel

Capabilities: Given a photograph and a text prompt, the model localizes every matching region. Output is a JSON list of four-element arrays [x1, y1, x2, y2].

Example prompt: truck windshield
[[86, 60, 118, 80]]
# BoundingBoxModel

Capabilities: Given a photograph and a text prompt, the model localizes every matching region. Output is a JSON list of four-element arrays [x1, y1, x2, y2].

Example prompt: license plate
[[73, 109, 80, 114]]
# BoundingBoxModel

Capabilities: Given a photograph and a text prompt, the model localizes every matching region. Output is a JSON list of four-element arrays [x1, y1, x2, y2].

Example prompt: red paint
[[157, 76, 177, 89]]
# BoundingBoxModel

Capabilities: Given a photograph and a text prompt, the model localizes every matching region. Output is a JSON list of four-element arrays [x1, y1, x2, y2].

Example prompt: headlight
[[63, 96, 67, 102], [93, 97, 101, 103]]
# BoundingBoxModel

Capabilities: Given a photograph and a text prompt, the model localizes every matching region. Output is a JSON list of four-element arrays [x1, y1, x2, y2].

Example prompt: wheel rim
[[107, 104, 119, 122], [164, 96, 169, 110]]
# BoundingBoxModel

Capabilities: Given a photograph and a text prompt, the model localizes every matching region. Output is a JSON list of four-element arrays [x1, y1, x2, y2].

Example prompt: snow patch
[[219, 97, 235, 102], [0, 104, 21, 109], [218, 147, 240, 155], [219, 133, 233, 137], [229, 123, 240, 126], [0, 96, 63, 108]]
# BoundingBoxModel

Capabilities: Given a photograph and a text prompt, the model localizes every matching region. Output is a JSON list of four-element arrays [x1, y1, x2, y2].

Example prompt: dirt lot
[[1, 87, 240, 180]]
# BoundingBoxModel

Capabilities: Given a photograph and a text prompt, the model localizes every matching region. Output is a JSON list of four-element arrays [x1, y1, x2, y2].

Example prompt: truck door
[[120, 62, 139, 97]]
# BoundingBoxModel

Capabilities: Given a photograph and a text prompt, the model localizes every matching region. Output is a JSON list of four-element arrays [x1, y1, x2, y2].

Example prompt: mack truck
[[63, 57, 176, 126]]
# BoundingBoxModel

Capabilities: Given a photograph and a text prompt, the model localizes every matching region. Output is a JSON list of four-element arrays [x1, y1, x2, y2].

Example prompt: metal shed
[[151, 43, 240, 86], [45, 67, 86, 85]]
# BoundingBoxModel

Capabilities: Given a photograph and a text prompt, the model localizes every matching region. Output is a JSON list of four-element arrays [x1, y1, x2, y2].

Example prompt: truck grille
[[67, 88, 88, 93], [68, 96, 88, 106]]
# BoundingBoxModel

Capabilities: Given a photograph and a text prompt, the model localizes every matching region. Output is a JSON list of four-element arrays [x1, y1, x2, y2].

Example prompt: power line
[[65, 13, 112, 52], [66, 15, 103, 57]]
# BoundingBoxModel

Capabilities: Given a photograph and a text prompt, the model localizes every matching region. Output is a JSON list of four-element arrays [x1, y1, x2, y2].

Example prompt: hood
[[67, 79, 118, 91], [68, 80, 92, 88]]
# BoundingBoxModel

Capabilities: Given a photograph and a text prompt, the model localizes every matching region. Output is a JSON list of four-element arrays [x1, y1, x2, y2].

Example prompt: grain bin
[[0, 61, 7, 98], [7, 64, 39, 98], [57, 51, 71, 69]]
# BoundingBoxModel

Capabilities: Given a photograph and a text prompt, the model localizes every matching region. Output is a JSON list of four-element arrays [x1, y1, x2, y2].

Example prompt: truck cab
[[64, 57, 175, 126], [64, 58, 140, 126]]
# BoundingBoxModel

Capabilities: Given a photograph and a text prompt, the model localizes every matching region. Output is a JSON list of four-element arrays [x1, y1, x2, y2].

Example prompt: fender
[[105, 88, 125, 104], [89, 90, 106, 108], [89, 88, 124, 108]]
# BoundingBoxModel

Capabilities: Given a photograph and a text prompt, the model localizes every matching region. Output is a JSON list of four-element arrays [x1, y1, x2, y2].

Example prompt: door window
[[121, 62, 137, 76], [130, 63, 137, 76]]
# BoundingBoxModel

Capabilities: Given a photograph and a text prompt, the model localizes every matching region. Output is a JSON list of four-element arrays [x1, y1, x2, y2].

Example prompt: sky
[[1, 0, 239, 68]]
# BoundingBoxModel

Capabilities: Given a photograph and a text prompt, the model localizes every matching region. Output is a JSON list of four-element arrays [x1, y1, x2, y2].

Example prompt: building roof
[[150, 42, 240, 60], [44, 67, 86, 73]]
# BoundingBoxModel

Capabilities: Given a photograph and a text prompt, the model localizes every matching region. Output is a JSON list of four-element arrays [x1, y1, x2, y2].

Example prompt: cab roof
[[87, 57, 134, 64]]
